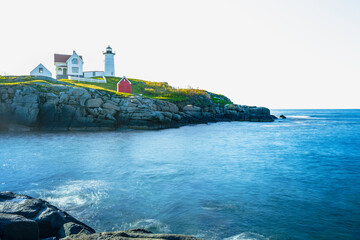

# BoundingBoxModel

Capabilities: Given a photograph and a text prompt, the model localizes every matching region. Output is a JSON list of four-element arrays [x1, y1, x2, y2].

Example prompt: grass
[[89, 77, 232, 105], [60, 79, 131, 97], [0, 75, 37, 83], [0, 75, 233, 106], [0, 80, 49, 85]]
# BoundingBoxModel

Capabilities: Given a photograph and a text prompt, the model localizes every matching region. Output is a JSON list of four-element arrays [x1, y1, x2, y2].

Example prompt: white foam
[[287, 115, 311, 119], [223, 232, 269, 240], [31, 179, 109, 210], [123, 219, 171, 233]]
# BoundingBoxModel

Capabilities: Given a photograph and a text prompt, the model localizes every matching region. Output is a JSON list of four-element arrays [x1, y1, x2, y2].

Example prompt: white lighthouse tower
[[103, 45, 115, 76]]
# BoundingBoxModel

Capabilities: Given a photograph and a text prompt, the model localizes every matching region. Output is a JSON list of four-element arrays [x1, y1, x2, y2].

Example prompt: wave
[[223, 232, 269, 240], [122, 219, 171, 233], [286, 115, 312, 119], [26, 179, 109, 210], [201, 201, 238, 211]]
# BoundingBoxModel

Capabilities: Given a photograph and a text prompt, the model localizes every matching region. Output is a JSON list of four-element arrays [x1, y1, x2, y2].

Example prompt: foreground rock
[[63, 229, 201, 240], [0, 84, 273, 131], [0, 191, 95, 239], [0, 192, 202, 240], [0, 213, 39, 240]]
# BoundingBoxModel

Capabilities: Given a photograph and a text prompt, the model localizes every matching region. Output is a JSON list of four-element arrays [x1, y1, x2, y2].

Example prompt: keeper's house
[[54, 51, 83, 79]]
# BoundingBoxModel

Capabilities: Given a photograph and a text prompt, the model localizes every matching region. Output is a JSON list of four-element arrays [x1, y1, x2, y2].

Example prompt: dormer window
[[39, 68, 43, 73], [72, 58, 78, 64]]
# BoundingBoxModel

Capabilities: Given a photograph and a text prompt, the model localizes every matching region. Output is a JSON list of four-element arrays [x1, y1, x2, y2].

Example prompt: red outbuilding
[[117, 76, 131, 93]]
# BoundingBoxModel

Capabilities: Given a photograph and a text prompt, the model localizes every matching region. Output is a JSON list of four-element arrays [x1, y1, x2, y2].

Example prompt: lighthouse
[[103, 45, 115, 77]]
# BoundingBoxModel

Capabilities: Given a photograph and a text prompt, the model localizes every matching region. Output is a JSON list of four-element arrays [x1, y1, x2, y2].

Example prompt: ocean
[[1, 109, 359, 240]]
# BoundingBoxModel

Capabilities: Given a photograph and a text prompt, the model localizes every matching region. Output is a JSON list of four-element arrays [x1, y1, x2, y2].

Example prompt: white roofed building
[[54, 51, 84, 79], [30, 63, 52, 78]]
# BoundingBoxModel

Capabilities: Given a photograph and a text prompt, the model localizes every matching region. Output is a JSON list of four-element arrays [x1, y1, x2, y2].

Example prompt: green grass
[[0, 75, 233, 106], [0, 75, 37, 83], [87, 77, 207, 102], [89, 77, 232, 105]]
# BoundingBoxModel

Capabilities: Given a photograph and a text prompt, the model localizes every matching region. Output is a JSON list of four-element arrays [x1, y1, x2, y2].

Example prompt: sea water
[[0, 109, 359, 240]]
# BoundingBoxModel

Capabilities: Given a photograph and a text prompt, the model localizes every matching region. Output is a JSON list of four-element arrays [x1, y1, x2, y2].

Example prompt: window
[[93, 72, 95, 76], [72, 67, 79, 73], [72, 58, 78, 64], [39, 68, 43, 73], [58, 68, 62, 71]]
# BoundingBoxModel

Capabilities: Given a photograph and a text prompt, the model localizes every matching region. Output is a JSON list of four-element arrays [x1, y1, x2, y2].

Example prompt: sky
[[0, 0, 359, 109]]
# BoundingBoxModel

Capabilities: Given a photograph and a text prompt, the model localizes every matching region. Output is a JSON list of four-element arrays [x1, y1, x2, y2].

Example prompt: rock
[[61, 230, 202, 240], [0, 213, 39, 240], [7, 88, 14, 94], [80, 94, 91, 107], [39, 103, 56, 128], [172, 114, 182, 121], [57, 222, 94, 238], [103, 102, 120, 111], [68, 87, 88, 97], [271, 115, 278, 120], [59, 92, 69, 104], [37, 208, 65, 237], [43, 93, 59, 105], [183, 105, 201, 112], [22, 94, 38, 104], [0, 198, 44, 219], [1, 93, 8, 100], [86, 98, 103, 108], [0, 192, 95, 239], [13, 105, 39, 126], [279, 115, 286, 119]]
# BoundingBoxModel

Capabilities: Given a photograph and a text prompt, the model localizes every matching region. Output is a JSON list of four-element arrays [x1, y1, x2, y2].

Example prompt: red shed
[[117, 76, 131, 93]]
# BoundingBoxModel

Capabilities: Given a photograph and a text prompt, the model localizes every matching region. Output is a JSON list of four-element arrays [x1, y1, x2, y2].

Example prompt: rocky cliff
[[0, 84, 273, 131]]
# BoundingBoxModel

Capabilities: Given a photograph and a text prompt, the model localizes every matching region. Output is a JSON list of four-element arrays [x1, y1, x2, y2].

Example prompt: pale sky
[[0, 0, 359, 109]]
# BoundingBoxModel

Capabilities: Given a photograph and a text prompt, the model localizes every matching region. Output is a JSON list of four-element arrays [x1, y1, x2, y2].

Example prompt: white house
[[54, 51, 84, 79], [30, 63, 52, 78]]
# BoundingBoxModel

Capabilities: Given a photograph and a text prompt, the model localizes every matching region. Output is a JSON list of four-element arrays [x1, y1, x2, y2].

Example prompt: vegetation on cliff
[[0, 75, 232, 107]]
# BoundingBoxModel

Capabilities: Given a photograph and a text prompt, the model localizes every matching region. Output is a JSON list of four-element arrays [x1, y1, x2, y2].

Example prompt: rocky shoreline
[[0, 192, 201, 240], [0, 84, 273, 131]]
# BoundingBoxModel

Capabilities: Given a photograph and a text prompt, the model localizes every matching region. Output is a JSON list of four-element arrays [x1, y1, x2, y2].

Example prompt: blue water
[[1, 109, 360, 240]]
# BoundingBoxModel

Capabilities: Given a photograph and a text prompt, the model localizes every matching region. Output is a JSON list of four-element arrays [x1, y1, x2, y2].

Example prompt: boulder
[[0, 192, 95, 239], [13, 105, 39, 126], [68, 87, 88, 97], [183, 105, 201, 112], [86, 98, 103, 108], [271, 115, 278, 120], [1, 93, 9, 100], [59, 92, 69, 104], [57, 222, 95, 238], [103, 102, 120, 111], [22, 94, 38, 104], [0, 213, 39, 240]]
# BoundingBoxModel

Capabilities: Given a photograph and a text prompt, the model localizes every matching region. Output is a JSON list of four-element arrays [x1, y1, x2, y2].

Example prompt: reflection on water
[[1, 109, 360, 240]]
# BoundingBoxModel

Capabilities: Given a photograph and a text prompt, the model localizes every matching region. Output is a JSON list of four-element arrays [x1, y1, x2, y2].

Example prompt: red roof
[[118, 76, 131, 85], [54, 54, 83, 63]]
